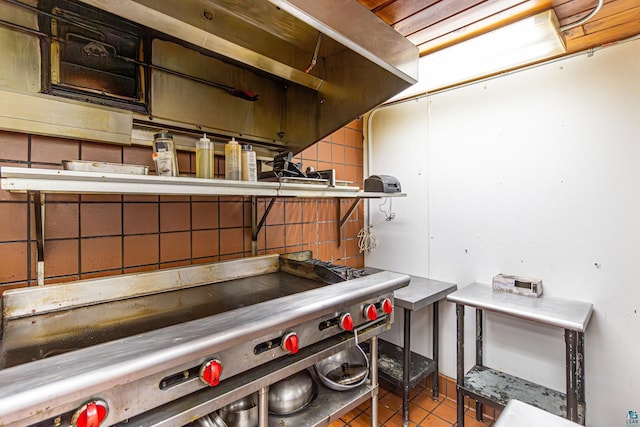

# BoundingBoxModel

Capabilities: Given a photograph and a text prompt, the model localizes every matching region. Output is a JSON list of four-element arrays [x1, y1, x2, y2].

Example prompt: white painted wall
[[366, 38, 640, 426]]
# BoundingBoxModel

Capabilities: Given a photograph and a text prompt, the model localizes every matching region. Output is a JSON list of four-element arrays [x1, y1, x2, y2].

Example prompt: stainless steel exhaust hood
[[0, 0, 417, 154], [75, 0, 418, 153]]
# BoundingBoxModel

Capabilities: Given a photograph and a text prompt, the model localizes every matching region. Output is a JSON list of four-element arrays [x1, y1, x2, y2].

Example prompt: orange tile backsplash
[[284, 223, 303, 247], [0, 132, 28, 162], [219, 227, 244, 255], [123, 203, 159, 235], [0, 119, 365, 290], [264, 200, 285, 226], [284, 200, 303, 224], [192, 229, 220, 259], [302, 222, 319, 244], [192, 202, 219, 230], [80, 236, 123, 273], [265, 224, 286, 249], [0, 242, 29, 283], [45, 240, 80, 278], [124, 234, 159, 267], [81, 141, 122, 163], [45, 203, 80, 239], [159, 203, 191, 232], [219, 201, 246, 228], [0, 202, 27, 241], [31, 135, 80, 165], [81, 203, 122, 237]]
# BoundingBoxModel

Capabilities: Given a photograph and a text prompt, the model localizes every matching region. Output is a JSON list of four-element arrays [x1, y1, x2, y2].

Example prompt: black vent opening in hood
[[33, 0, 149, 112]]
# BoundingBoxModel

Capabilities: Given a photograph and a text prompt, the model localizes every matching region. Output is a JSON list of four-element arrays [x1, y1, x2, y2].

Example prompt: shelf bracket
[[251, 197, 276, 255], [33, 191, 45, 286], [337, 197, 361, 247]]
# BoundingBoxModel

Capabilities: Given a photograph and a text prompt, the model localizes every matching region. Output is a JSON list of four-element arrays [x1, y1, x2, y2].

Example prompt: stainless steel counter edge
[[393, 276, 458, 311], [0, 271, 410, 424], [446, 282, 593, 332], [364, 269, 457, 311]]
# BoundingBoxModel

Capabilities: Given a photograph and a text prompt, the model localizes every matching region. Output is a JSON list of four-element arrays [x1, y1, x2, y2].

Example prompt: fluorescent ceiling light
[[391, 10, 566, 98]]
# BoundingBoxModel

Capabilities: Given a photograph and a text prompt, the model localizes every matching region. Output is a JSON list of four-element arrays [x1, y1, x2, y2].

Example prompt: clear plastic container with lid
[[241, 144, 257, 182], [152, 130, 179, 176], [196, 133, 214, 179], [224, 137, 242, 180]]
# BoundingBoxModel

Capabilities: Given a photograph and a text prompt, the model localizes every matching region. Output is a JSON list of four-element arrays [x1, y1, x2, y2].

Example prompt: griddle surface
[[1, 272, 325, 368]]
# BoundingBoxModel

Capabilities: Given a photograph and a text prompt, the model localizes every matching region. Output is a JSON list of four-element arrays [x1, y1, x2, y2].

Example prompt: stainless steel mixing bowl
[[194, 413, 228, 427], [218, 393, 258, 427], [268, 369, 318, 415]]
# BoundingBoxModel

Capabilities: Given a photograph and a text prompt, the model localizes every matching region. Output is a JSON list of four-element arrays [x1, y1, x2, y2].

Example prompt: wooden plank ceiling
[[357, 0, 640, 56]]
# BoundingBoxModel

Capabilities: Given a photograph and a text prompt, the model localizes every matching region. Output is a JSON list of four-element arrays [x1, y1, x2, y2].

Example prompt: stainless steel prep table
[[447, 282, 593, 426], [495, 399, 582, 427], [376, 276, 457, 427]]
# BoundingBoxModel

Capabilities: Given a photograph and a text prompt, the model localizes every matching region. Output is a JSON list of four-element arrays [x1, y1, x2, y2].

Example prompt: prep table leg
[[456, 304, 465, 427], [565, 329, 579, 423], [402, 308, 412, 427], [475, 308, 483, 421], [577, 332, 586, 425], [33, 192, 45, 286], [371, 335, 379, 427], [432, 301, 440, 400]]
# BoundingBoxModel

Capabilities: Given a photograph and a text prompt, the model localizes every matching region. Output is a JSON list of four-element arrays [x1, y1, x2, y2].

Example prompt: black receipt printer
[[364, 175, 401, 193]]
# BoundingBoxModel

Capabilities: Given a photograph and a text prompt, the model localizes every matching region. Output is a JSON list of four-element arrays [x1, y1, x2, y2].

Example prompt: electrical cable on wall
[[358, 198, 396, 253]]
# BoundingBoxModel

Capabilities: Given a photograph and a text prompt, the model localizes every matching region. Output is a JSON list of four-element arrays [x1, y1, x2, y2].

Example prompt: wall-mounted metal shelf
[[0, 167, 406, 284]]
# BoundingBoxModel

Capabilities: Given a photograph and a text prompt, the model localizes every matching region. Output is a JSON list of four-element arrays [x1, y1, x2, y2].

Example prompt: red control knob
[[282, 332, 299, 354], [364, 304, 378, 321], [381, 298, 393, 315], [72, 400, 108, 427], [200, 359, 223, 387], [339, 313, 354, 331]]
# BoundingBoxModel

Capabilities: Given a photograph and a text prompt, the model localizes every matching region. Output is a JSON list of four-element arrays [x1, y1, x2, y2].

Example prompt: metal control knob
[[364, 304, 378, 321], [71, 400, 108, 427], [200, 359, 223, 387], [282, 332, 299, 354], [339, 313, 354, 331], [381, 297, 393, 315]]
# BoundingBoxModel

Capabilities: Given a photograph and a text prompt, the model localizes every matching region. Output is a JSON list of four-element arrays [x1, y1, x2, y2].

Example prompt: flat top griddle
[[1, 272, 325, 368], [0, 252, 410, 427]]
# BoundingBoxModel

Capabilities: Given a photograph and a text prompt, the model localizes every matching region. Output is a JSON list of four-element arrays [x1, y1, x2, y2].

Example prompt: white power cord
[[358, 198, 396, 253], [357, 225, 377, 253]]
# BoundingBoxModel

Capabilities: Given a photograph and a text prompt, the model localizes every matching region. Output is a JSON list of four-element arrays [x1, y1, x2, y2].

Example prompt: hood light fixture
[[393, 9, 567, 97]]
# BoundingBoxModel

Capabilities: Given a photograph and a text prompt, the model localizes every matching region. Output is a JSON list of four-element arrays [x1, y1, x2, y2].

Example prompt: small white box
[[492, 274, 543, 297]]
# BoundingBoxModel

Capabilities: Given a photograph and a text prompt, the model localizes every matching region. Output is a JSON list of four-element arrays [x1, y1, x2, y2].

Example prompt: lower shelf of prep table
[[461, 365, 567, 418]]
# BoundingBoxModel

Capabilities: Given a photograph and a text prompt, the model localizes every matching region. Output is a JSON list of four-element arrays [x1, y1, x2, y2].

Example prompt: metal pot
[[314, 345, 369, 391], [218, 394, 258, 427], [268, 369, 318, 415], [194, 413, 228, 427]]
